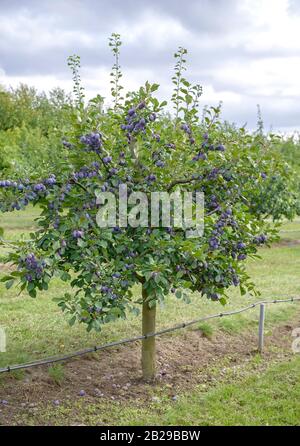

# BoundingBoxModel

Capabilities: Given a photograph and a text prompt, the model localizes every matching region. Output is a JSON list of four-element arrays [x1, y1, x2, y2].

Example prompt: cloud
[[0, 0, 299, 131]]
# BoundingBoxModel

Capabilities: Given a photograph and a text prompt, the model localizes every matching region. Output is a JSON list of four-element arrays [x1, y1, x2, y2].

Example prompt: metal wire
[[0, 296, 299, 374]]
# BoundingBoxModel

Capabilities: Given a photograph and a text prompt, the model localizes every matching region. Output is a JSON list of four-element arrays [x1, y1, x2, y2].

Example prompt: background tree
[[0, 84, 74, 176]]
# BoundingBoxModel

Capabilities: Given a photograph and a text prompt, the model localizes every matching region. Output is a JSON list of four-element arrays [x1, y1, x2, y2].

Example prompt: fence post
[[0, 326, 6, 352], [258, 304, 265, 353]]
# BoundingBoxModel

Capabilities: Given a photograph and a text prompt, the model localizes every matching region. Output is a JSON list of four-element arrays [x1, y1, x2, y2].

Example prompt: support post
[[258, 303, 265, 353], [141, 288, 156, 381]]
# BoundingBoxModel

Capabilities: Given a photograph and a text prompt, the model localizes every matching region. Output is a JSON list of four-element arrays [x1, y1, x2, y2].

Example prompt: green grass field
[[0, 208, 300, 425]]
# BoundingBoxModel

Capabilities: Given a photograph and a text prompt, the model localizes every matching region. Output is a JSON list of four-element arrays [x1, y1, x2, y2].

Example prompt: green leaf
[[77, 238, 86, 248], [27, 282, 35, 292], [219, 297, 227, 306], [69, 316, 76, 326], [150, 83, 160, 92], [0, 275, 14, 282], [61, 272, 71, 282], [52, 240, 61, 251], [5, 279, 14, 290], [175, 289, 183, 299], [29, 288, 37, 298]]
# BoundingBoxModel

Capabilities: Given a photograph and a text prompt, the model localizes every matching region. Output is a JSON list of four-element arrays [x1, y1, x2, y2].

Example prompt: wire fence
[[1, 296, 299, 374]]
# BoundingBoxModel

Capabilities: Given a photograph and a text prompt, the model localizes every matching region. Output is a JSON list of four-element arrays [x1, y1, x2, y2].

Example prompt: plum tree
[[0, 36, 289, 380]]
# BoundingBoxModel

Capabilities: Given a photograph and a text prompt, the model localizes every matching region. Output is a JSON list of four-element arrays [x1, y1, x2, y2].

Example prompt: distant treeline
[[0, 82, 299, 191], [0, 84, 74, 176]]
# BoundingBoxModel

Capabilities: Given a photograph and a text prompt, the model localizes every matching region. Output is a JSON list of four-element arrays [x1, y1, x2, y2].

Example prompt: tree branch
[[167, 177, 199, 192]]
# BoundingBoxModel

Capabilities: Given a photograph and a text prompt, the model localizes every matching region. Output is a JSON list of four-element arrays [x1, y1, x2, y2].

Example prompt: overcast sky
[[0, 0, 300, 132]]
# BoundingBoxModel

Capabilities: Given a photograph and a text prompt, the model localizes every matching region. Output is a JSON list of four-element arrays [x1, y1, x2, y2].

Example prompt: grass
[[1, 208, 300, 425], [279, 217, 300, 241], [47, 364, 65, 386], [198, 322, 214, 339], [135, 355, 300, 426], [148, 356, 300, 426]]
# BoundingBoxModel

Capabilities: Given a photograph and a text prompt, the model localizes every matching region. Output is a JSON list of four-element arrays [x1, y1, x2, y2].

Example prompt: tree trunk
[[141, 287, 156, 381]]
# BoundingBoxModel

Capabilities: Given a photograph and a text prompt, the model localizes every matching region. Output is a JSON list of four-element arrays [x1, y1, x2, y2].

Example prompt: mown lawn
[[0, 208, 300, 426]]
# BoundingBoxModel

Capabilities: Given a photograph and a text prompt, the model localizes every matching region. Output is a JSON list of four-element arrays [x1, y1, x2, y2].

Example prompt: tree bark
[[141, 287, 156, 381]]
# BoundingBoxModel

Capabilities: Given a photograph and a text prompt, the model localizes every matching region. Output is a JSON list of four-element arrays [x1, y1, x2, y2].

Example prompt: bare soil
[[0, 311, 299, 425]]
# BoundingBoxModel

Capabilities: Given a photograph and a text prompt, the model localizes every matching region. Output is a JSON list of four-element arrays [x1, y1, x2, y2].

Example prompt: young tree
[[0, 37, 287, 380]]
